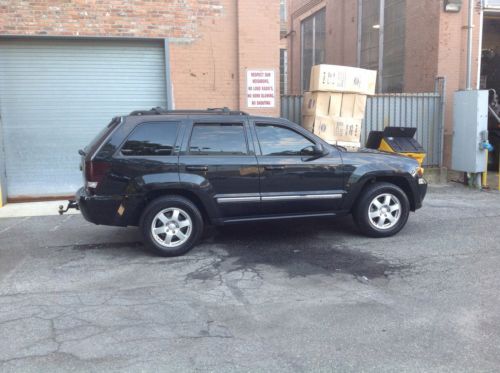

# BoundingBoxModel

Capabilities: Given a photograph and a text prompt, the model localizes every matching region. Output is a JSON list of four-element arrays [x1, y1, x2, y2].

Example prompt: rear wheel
[[140, 196, 203, 256], [353, 182, 410, 237]]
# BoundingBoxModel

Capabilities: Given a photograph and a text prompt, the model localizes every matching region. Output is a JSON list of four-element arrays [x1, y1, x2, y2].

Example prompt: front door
[[252, 121, 345, 215], [179, 120, 260, 219]]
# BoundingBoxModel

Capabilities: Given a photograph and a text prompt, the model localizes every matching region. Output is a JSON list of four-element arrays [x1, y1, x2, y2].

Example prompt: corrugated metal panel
[[280, 95, 303, 125], [0, 39, 167, 198], [281, 89, 444, 167], [362, 93, 442, 166]]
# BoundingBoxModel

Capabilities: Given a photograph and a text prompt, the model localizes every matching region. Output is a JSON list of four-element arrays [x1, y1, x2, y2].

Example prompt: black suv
[[67, 107, 427, 256]]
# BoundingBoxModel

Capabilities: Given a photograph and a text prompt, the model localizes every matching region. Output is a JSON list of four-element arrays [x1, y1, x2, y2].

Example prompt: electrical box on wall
[[451, 90, 489, 173]]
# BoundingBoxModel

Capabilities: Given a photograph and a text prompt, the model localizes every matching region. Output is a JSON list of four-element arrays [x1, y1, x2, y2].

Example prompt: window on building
[[301, 8, 326, 92], [121, 122, 179, 156], [280, 0, 287, 34], [359, 0, 406, 93], [280, 48, 288, 95], [255, 124, 313, 156], [360, 0, 380, 71], [189, 124, 248, 155], [484, 0, 500, 8]]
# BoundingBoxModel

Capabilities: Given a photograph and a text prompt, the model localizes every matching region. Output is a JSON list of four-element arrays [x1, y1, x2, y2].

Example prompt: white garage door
[[0, 38, 168, 198]]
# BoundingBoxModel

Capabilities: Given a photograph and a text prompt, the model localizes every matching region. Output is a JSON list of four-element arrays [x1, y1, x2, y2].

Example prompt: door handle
[[186, 165, 208, 171], [264, 165, 285, 170]]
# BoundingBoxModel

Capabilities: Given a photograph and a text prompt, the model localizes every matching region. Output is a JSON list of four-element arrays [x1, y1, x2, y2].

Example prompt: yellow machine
[[366, 127, 426, 167]]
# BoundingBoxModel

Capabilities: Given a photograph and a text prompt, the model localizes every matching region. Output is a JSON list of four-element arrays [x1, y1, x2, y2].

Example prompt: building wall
[[287, 0, 358, 95], [437, 0, 482, 167], [0, 0, 280, 116], [237, 1, 281, 117], [403, 0, 440, 92], [287, 0, 485, 169]]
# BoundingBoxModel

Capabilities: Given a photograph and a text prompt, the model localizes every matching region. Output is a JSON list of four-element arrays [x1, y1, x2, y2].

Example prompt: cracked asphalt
[[0, 184, 499, 372]]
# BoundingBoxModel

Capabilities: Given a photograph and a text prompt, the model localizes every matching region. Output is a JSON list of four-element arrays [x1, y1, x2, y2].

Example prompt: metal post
[[357, 0, 363, 67], [466, 0, 474, 90], [0, 115, 6, 207], [477, 5, 484, 89], [378, 0, 385, 93], [163, 39, 174, 110], [435, 76, 446, 168]]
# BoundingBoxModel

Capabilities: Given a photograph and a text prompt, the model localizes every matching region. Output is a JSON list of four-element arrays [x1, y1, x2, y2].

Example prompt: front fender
[[340, 151, 419, 211]]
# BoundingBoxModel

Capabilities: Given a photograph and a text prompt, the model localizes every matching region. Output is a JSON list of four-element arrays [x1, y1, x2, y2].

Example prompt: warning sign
[[246, 70, 275, 108]]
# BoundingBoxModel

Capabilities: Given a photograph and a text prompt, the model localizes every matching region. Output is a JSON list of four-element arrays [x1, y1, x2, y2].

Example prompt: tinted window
[[189, 124, 247, 155], [256, 124, 313, 156], [121, 122, 178, 156]]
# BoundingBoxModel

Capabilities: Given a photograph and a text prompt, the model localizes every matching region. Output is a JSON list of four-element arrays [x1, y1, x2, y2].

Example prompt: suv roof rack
[[129, 107, 249, 116]]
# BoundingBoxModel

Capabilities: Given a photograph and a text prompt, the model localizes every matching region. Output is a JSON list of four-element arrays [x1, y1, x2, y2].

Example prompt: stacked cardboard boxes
[[302, 64, 377, 150]]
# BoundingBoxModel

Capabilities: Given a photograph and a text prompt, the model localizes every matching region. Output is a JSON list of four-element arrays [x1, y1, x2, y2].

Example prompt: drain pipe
[[466, 0, 474, 91], [464, 0, 483, 187]]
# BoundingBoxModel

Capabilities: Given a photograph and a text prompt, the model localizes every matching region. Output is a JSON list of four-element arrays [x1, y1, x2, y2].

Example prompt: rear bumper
[[76, 187, 142, 226]]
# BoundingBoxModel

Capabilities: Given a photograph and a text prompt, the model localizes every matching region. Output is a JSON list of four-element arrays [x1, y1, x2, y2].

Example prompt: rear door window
[[121, 122, 179, 156], [188, 124, 248, 155]]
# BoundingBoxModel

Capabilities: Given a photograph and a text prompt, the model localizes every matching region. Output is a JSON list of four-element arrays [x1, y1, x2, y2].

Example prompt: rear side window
[[86, 117, 121, 154], [189, 124, 248, 155], [121, 122, 179, 156]]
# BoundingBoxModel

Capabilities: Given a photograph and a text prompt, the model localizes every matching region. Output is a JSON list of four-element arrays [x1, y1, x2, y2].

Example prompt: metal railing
[[280, 78, 446, 167]]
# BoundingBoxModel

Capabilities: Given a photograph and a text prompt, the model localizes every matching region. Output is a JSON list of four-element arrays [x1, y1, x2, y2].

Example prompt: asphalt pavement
[[0, 184, 499, 372]]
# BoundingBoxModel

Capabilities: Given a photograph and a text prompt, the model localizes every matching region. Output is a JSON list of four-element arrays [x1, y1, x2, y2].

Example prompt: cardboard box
[[312, 116, 362, 143], [340, 94, 367, 119], [302, 91, 342, 117], [309, 64, 377, 95], [329, 93, 343, 117]]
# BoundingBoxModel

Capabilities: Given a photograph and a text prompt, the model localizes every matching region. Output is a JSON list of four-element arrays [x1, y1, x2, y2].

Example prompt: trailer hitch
[[58, 200, 79, 215]]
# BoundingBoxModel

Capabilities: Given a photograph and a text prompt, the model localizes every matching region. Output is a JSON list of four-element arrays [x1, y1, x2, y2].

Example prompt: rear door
[[105, 120, 182, 195], [179, 118, 260, 219], [252, 120, 345, 215]]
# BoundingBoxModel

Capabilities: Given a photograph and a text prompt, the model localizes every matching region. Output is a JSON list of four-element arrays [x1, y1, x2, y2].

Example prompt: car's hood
[[339, 147, 419, 172]]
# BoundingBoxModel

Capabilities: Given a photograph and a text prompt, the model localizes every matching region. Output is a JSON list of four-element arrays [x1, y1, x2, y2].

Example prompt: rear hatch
[[80, 117, 121, 191]]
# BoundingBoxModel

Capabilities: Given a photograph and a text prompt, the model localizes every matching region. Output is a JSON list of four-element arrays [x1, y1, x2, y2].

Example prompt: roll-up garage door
[[0, 38, 168, 198]]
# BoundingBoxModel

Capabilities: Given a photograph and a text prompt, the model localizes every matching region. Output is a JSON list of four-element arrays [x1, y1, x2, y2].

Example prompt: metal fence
[[280, 78, 446, 167]]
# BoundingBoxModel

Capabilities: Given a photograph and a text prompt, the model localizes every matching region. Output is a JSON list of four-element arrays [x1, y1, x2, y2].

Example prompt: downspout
[[236, 0, 241, 110], [465, 0, 474, 90]]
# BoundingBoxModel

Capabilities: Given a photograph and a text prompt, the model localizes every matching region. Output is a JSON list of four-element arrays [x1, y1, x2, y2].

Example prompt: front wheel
[[140, 196, 204, 256], [353, 182, 410, 238]]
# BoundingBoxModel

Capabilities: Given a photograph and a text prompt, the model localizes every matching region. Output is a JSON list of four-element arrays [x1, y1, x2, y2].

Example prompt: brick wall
[[437, 0, 482, 167], [0, 0, 280, 116], [404, 0, 440, 92], [0, 0, 223, 40], [237, 0, 281, 117]]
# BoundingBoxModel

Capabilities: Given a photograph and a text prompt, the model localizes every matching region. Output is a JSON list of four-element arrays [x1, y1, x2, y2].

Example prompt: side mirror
[[300, 144, 327, 159]]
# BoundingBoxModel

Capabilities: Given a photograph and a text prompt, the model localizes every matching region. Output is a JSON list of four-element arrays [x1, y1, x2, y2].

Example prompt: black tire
[[140, 195, 204, 257], [353, 182, 410, 238]]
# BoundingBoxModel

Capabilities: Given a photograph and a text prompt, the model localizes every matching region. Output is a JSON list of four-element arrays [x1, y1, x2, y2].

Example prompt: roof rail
[[129, 107, 249, 116]]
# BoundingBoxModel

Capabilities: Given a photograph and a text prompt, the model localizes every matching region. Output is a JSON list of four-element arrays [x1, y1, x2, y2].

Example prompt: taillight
[[85, 160, 111, 190]]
